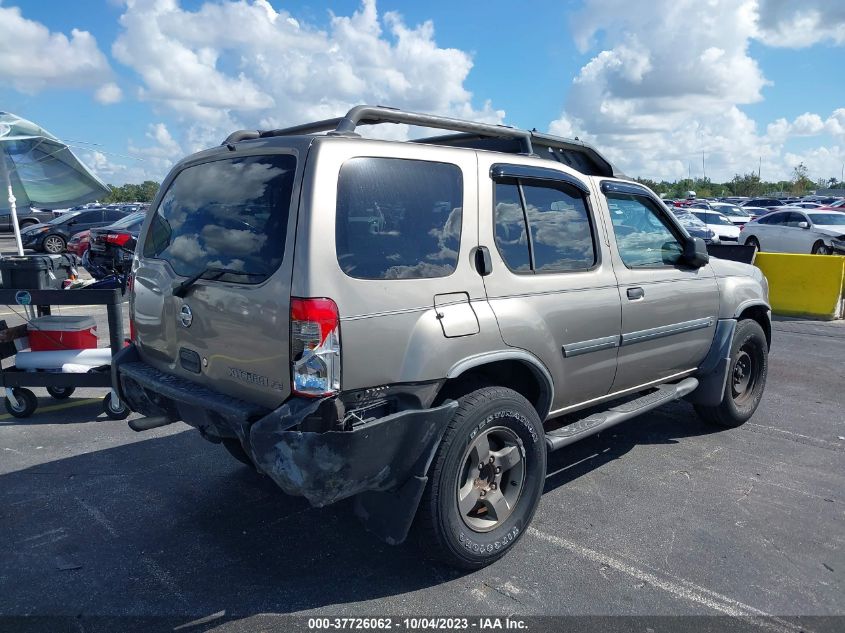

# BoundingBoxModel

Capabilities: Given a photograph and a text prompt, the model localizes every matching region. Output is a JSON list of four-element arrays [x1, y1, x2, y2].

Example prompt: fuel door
[[434, 292, 480, 338]]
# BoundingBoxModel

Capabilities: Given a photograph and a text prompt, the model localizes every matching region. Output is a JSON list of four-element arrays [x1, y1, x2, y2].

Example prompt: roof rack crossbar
[[223, 105, 534, 154]]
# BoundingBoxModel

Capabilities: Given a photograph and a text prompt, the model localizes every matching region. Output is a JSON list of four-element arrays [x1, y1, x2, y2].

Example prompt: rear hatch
[[131, 151, 301, 408]]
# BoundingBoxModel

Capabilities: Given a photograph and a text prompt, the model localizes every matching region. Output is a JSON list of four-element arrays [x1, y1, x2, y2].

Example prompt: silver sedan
[[739, 209, 845, 254]]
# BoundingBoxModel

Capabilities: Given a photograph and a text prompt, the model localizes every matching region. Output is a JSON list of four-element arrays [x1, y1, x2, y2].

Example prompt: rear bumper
[[113, 344, 457, 507]]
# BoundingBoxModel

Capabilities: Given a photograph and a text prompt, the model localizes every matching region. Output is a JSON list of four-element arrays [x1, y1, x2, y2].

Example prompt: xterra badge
[[228, 367, 284, 391]]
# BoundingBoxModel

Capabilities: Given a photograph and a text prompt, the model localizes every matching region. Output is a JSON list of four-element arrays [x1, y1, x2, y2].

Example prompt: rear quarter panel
[[292, 138, 505, 391]]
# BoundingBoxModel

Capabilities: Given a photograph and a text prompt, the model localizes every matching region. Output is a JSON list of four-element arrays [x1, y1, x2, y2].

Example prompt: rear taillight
[[105, 233, 132, 246], [290, 297, 341, 397]]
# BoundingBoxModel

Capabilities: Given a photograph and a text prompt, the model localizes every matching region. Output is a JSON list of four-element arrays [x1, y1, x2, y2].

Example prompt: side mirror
[[683, 236, 709, 268], [797, 221, 809, 229]]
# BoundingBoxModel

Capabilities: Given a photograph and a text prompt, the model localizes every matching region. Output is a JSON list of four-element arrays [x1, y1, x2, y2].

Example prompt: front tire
[[43, 234, 66, 254], [812, 241, 831, 255], [695, 319, 768, 428], [415, 386, 546, 569]]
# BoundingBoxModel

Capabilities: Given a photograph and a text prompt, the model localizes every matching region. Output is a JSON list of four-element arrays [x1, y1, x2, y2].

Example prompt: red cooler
[[27, 316, 98, 351]]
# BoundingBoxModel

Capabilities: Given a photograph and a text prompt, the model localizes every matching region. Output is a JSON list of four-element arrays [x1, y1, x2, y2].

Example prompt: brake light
[[290, 297, 341, 397], [105, 233, 132, 246]]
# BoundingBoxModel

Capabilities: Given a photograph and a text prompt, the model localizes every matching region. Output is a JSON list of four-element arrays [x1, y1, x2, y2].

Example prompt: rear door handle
[[474, 246, 493, 276], [627, 287, 645, 300]]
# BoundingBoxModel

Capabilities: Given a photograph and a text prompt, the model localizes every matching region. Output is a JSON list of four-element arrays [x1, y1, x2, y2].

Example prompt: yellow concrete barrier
[[754, 253, 845, 320]]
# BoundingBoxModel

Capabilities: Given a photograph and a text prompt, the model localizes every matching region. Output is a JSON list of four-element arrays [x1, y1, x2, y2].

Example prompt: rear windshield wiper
[[172, 267, 268, 297]]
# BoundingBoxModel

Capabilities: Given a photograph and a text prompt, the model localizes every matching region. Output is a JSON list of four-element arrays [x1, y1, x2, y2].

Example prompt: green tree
[[103, 181, 160, 204], [791, 162, 813, 195], [729, 172, 762, 197]]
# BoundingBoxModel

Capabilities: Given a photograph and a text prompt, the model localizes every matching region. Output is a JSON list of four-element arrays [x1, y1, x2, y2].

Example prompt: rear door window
[[494, 179, 596, 274], [335, 157, 463, 280], [143, 154, 296, 282]]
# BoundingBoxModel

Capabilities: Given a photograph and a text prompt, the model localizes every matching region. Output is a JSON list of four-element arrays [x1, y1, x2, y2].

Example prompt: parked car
[[66, 230, 91, 257], [689, 210, 742, 242], [113, 105, 771, 569], [713, 205, 753, 227], [788, 202, 821, 209], [85, 211, 146, 274], [818, 199, 845, 210], [19, 208, 129, 253], [738, 205, 771, 219], [690, 202, 752, 227], [740, 198, 786, 211], [668, 207, 718, 243], [740, 209, 845, 254], [0, 205, 55, 231]]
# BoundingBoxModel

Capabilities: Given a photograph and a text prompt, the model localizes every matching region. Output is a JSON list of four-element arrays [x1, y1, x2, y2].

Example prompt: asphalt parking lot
[[0, 234, 843, 631]]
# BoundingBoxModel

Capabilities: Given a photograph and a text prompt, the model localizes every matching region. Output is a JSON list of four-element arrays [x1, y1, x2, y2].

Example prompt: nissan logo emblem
[[179, 304, 193, 328]]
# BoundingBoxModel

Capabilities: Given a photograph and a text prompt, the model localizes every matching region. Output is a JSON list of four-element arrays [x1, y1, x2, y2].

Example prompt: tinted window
[[494, 183, 531, 272], [143, 154, 296, 281], [782, 212, 804, 227], [74, 210, 103, 223], [104, 210, 125, 222], [760, 213, 786, 225], [335, 158, 462, 280], [522, 185, 596, 272], [606, 193, 684, 267], [107, 212, 145, 229], [494, 180, 595, 273]]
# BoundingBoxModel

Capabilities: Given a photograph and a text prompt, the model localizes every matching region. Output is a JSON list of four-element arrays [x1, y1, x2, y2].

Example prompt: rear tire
[[695, 319, 768, 428], [415, 386, 546, 570], [744, 236, 760, 251]]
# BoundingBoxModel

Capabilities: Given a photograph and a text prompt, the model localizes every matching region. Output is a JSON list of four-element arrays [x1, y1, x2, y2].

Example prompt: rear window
[[143, 155, 296, 281], [107, 212, 145, 229], [335, 157, 463, 280]]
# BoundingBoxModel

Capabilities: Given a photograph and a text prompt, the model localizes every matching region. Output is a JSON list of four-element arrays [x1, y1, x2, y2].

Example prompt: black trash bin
[[0, 254, 77, 290]]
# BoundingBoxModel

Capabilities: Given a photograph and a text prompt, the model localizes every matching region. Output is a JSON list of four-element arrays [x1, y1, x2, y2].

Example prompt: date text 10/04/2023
[[307, 617, 528, 630]]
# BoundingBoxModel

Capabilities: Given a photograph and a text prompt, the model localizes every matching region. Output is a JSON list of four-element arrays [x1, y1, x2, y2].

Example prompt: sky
[[1, 0, 844, 186]]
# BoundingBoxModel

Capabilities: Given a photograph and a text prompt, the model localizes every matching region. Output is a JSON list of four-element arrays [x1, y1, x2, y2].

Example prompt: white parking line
[[528, 527, 808, 633]]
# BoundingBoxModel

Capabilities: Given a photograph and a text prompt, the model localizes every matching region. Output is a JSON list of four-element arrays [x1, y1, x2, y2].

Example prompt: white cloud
[[0, 4, 114, 95], [755, 1, 845, 48], [550, 0, 845, 182], [95, 82, 123, 105], [110, 0, 502, 166], [82, 122, 184, 184]]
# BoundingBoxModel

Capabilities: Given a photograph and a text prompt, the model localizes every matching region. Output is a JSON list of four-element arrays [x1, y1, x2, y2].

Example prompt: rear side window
[[143, 155, 296, 281], [335, 157, 463, 280], [494, 181, 596, 273]]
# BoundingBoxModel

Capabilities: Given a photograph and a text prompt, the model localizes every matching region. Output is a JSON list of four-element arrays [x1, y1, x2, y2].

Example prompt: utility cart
[[0, 288, 128, 419]]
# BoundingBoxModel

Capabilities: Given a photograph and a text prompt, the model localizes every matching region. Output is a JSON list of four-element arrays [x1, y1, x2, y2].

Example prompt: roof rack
[[222, 105, 618, 177]]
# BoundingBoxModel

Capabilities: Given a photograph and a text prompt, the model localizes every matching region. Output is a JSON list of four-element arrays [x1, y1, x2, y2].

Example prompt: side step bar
[[545, 377, 699, 452]]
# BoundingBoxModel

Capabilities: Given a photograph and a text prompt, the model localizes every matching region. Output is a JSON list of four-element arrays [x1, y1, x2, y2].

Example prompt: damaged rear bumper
[[113, 345, 457, 508]]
